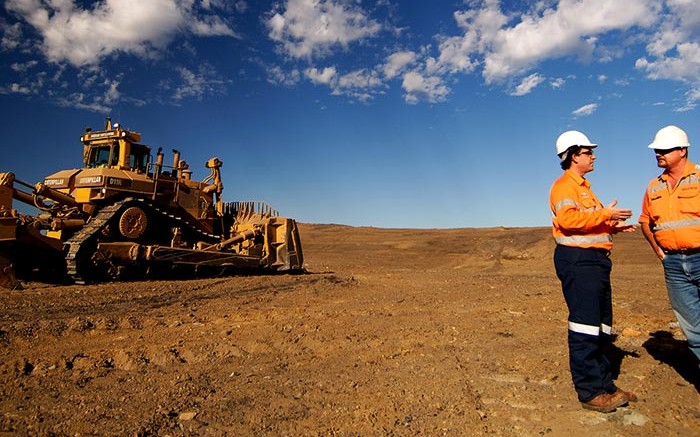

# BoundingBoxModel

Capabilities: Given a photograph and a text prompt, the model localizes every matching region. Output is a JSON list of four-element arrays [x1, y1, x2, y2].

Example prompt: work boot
[[611, 388, 638, 402], [607, 389, 630, 408], [580, 393, 619, 413]]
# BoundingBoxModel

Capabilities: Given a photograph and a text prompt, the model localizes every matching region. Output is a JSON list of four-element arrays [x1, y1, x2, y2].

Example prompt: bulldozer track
[[64, 198, 221, 283], [65, 199, 130, 283]]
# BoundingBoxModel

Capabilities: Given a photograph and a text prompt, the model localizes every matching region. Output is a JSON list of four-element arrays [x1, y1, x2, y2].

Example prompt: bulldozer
[[0, 118, 303, 289]]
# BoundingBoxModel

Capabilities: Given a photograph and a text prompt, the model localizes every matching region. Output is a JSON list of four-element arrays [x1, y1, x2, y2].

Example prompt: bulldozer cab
[[82, 119, 151, 173], [85, 142, 150, 173]]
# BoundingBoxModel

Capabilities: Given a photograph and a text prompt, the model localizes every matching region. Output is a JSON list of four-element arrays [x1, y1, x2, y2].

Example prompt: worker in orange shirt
[[639, 125, 700, 369], [550, 130, 637, 412]]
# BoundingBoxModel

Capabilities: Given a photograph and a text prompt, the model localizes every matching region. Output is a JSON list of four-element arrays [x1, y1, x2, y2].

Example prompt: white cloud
[[0, 83, 31, 94], [644, 0, 700, 57], [190, 15, 239, 38], [422, 3, 506, 78], [675, 87, 700, 112], [306, 66, 383, 102], [392, 0, 661, 103], [3, 0, 697, 109], [10, 61, 38, 73], [550, 77, 566, 89], [629, 0, 700, 110], [572, 103, 599, 117], [1, 22, 22, 50], [306, 66, 337, 84], [481, 0, 659, 83], [383, 51, 417, 79], [510, 73, 544, 96], [336, 69, 382, 91], [267, 66, 302, 87], [103, 79, 121, 105], [267, 0, 382, 59], [334, 69, 383, 101], [636, 42, 700, 83], [53, 78, 130, 113], [633, 0, 700, 108], [0, 68, 45, 95], [401, 71, 449, 104], [234, 1, 248, 14], [432, 33, 481, 75], [4, 0, 237, 67], [172, 66, 228, 101]]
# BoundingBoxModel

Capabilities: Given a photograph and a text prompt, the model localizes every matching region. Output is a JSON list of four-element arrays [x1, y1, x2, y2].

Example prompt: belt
[[664, 247, 700, 255]]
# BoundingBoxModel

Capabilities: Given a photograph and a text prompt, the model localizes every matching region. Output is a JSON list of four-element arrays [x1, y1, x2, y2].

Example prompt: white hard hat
[[648, 125, 690, 150], [556, 130, 597, 157]]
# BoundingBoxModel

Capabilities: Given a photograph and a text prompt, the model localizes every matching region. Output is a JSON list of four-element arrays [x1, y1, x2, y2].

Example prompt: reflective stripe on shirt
[[554, 198, 577, 211], [654, 217, 700, 232], [647, 181, 669, 195], [647, 174, 700, 195], [554, 198, 600, 214], [556, 234, 612, 246]]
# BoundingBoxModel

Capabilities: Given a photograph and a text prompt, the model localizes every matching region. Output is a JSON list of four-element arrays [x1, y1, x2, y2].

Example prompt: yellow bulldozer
[[0, 118, 303, 289]]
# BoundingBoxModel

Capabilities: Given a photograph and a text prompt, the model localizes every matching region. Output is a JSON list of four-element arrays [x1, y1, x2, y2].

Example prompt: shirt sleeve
[[550, 182, 613, 231], [638, 190, 651, 225]]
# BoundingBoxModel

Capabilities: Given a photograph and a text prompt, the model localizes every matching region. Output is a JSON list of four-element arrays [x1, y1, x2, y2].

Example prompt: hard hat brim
[[648, 143, 690, 149]]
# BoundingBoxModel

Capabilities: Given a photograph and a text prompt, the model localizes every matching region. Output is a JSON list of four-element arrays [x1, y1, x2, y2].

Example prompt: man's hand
[[611, 222, 636, 234], [655, 250, 665, 261], [640, 222, 665, 261], [606, 200, 633, 221]]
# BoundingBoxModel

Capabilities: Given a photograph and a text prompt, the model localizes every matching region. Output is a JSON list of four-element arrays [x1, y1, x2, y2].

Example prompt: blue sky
[[0, 0, 699, 229]]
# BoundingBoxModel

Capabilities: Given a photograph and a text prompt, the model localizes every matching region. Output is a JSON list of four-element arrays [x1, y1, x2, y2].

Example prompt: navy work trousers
[[554, 245, 618, 402]]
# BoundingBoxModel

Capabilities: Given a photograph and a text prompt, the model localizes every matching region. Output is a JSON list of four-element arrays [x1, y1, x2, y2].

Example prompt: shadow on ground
[[606, 339, 640, 382], [643, 330, 700, 392]]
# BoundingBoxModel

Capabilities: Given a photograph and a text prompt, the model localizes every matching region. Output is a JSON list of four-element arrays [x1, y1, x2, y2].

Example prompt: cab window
[[87, 145, 113, 167], [129, 144, 150, 173]]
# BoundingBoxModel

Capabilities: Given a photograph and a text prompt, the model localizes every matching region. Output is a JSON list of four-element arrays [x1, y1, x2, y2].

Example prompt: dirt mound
[[1, 224, 698, 436]]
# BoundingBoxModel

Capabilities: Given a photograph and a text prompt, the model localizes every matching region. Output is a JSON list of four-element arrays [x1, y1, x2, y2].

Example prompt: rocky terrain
[[1, 224, 699, 436]]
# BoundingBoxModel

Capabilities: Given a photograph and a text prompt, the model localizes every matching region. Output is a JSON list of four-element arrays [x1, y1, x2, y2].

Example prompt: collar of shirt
[[565, 169, 590, 188]]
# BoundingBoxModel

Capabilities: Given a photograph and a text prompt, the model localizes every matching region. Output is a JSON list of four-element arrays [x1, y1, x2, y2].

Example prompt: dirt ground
[[1, 224, 699, 436]]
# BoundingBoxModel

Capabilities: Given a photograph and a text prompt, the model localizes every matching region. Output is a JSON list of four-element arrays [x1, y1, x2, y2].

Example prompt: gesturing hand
[[606, 200, 632, 221], [611, 222, 636, 234]]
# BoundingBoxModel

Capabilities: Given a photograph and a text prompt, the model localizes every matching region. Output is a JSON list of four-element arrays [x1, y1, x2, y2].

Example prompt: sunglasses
[[654, 148, 681, 155], [576, 150, 594, 156]]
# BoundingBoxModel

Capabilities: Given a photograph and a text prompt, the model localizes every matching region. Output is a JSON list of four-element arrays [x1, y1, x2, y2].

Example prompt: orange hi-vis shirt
[[550, 169, 613, 250], [639, 161, 700, 251]]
